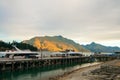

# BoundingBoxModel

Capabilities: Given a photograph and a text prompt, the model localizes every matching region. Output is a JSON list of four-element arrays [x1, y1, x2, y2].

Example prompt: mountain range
[[1, 35, 120, 52], [22, 35, 89, 52], [82, 42, 120, 53]]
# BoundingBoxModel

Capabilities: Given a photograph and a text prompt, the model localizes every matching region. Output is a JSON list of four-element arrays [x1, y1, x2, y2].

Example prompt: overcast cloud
[[0, 0, 120, 47]]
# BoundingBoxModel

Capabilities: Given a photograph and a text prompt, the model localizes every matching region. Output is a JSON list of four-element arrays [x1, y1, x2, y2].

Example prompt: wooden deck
[[0, 56, 117, 71]]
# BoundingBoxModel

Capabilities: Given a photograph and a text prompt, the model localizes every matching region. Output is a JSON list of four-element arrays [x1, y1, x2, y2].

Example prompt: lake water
[[0, 61, 97, 80], [0, 51, 101, 80]]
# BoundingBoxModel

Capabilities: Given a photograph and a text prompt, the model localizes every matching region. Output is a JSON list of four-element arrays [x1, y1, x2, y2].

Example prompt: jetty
[[0, 55, 116, 71]]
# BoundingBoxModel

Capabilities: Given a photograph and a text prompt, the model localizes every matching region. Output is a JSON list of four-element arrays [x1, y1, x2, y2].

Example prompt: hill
[[82, 42, 120, 53], [22, 35, 89, 52], [0, 41, 12, 51], [0, 41, 37, 51]]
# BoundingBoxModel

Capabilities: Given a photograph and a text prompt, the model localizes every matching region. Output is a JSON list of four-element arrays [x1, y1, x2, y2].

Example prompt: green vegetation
[[0, 41, 37, 51], [0, 41, 12, 51]]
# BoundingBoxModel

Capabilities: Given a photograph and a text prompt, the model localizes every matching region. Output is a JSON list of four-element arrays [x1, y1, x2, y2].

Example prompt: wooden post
[[12, 62, 14, 71], [19, 63, 22, 69], [26, 62, 29, 69], [2, 63, 6, 71]]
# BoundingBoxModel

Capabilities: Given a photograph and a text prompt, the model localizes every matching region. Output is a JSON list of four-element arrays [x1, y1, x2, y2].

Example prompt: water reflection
[[0, 63, 84, 80]]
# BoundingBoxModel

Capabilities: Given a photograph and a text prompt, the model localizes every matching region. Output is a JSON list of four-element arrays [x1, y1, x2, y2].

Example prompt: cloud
[[0, 0, 120, 46]]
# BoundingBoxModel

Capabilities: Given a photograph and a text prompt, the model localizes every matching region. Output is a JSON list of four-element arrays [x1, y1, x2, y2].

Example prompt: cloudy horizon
[[0, 0, 120, 47]]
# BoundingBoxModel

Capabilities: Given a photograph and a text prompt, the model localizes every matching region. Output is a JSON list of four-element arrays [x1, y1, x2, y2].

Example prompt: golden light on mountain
[[23, 36, 89, 52], [33, 38, 41, 50]]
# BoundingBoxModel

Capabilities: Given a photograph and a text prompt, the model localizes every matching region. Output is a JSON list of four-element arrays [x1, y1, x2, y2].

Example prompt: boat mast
[[12, 45, 21, 51]]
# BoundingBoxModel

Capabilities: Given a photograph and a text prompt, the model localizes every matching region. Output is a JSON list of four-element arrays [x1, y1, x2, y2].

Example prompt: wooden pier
[[0, 56, 117, 71]]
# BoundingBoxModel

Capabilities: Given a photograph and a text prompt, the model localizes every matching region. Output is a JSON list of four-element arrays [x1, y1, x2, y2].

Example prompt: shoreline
[[49, 62, 103, 80], [49, 60, 120, 80]]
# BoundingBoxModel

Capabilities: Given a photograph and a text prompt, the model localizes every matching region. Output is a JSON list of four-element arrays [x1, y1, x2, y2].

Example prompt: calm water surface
[[0, 62, 95, 80], [0, 51, 98, 80]]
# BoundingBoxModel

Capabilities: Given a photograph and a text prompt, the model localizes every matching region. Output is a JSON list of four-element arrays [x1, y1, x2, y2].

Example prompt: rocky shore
[[49, 60, 120, 80], [91, 60, 120, 80]]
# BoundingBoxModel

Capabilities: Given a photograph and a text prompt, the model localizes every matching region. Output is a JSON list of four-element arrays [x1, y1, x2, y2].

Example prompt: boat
[[66, 51, 83, 57], [0, 45, 39, 59], [50, 51, 83, 57]]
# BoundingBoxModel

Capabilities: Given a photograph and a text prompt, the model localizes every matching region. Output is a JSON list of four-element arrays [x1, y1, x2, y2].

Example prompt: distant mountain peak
[[91, 42, 96, 44], [83, 42, 120, 53], [55, 35, 63, 37]]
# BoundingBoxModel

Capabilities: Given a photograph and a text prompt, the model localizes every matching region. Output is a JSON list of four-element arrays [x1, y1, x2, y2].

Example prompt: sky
[[0, 0, 120, 47]]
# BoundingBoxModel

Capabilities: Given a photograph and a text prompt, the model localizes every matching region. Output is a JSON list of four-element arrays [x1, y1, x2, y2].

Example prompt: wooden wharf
[[0, 56, 116, 71]]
